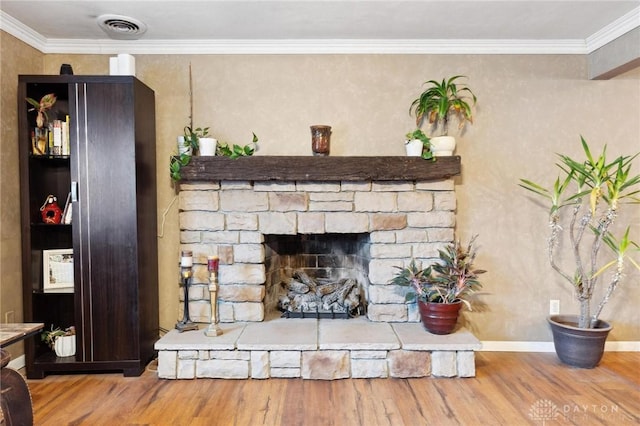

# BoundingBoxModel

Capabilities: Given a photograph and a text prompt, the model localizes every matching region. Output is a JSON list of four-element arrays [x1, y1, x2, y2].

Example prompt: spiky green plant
[[520, 137, 640, 328]]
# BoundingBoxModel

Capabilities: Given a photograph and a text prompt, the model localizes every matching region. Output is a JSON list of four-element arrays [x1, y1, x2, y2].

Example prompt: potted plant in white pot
[[404, 129, 434, 159], [520, 137, 640, 368], [409, 75, 476, 156], [391, 236, 486, 334]]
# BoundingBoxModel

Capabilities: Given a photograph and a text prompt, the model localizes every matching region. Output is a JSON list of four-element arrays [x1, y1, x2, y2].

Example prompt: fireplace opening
[[264, 233, 371, 319]]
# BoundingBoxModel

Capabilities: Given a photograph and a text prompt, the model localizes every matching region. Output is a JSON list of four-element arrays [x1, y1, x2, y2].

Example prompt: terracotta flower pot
[[548, 315, 612, 368], [417, 300, 462, 335]]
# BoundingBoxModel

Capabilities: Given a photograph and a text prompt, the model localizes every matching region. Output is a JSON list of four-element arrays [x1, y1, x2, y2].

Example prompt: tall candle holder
[[176, 250, 198, 332], [205, 255, 223, 337]]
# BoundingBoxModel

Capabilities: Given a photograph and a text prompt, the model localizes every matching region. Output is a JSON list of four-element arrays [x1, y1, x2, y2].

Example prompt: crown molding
[[17, 37, 590, 55], [0, 10, 47, 51], [1, 8, 636, 56], [586, 6, 640, 53]]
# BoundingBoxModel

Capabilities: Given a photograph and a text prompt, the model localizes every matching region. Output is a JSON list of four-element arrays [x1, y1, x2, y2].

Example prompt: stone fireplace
[[178, 177, 456, 324], [155, 156, 481, 380]]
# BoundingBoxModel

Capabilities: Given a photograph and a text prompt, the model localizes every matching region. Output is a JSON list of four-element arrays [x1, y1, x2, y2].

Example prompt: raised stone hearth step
[[155, 318, 481, 380]]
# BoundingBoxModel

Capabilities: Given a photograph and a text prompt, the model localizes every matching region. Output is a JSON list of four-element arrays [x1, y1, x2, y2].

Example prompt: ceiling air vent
[[97, 14, 147, 40]]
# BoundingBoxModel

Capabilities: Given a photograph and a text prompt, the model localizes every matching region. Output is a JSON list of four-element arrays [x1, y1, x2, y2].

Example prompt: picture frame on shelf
[[43, 249, 74, 292]]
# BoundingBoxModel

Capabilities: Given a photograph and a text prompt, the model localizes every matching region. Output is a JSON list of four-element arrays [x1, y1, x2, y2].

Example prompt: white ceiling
[[1, 1, 639, 54]]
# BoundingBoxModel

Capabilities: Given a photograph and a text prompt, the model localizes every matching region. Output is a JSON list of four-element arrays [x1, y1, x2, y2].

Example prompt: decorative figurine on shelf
[[205, 255, 223, 337], [27, 93, 57, 156], [40, 195, 63, 224], [175, 250, 199, 332]]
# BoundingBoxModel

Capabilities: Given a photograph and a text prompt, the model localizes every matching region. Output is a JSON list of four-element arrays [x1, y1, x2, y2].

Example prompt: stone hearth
[[155, 318, 481, 379]]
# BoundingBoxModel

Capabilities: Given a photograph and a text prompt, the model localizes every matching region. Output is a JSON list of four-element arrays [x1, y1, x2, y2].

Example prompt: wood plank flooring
[[26, 352, 639, 425]]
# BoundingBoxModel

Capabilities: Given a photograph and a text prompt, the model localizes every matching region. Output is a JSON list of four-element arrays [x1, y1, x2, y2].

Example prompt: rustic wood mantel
[[179, 156, 461, 182]]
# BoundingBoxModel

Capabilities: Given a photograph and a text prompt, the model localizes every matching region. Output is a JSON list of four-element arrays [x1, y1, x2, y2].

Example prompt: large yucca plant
[[520, 137, 640, 328]]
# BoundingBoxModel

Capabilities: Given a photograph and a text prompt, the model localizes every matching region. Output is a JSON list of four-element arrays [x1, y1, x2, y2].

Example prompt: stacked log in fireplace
[[278, 270, 364, 319]]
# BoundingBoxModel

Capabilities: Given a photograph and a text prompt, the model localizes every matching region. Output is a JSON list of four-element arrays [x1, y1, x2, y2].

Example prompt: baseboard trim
[[7, 354, 25, 370], [480, 341, 640, 352]]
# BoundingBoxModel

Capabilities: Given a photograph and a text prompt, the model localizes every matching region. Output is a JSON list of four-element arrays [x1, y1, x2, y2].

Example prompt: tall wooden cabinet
[[18, 75, 159, 378]]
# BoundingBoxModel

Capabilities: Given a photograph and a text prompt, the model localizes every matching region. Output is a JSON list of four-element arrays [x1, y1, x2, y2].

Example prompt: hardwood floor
[[26, 352, 639, 425]]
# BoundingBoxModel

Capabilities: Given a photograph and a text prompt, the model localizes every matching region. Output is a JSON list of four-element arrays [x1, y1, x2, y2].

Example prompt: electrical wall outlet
[[549, 300, 560, 315], [5, 310, 15, 323]]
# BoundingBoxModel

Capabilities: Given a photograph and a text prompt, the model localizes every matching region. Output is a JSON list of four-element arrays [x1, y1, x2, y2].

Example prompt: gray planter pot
[[548, 314, 612, 369]]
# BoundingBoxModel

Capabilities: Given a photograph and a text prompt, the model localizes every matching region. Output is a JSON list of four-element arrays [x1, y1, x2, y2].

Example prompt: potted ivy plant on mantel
[[391, 235, 486, 334], [404, 129, 434, 160], [409, 75, 477, 156], [520, 137, 640, 368]]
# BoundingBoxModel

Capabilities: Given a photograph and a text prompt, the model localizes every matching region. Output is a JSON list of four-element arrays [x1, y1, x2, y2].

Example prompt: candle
[[208, 255, 219, 272], [180, 250, 193, 268]]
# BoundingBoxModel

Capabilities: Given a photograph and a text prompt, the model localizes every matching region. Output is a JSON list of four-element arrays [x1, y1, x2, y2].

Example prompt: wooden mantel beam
[[179, 156, 461, 182]]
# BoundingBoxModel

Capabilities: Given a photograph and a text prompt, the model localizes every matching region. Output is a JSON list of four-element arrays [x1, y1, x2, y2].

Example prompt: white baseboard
[[7, 354, 25, 370], [480, 341, 640, 352]]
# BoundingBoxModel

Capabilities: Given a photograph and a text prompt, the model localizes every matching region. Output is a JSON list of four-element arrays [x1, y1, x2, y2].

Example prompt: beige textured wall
[[3, 33, 638, 346], [0, 32, 44, 359]]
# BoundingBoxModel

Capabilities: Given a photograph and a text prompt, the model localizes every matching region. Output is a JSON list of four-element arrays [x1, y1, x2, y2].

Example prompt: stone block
[[395, 229, 429, 243], [218, 245, 234, 264], [427, 228, 455, 242], [341, 181, 371, 192], [297, 212, 325, 234], [370, 243, 412, 259], [416, 180, 454, 191], [309, 201, 353, 211], [179, 190, 219, 211], [351, 350, 388, 359], [177, 358, 196, 379], [309, 192, 354, 202], [251, 351, 270, 379], [432, 351, 457, 377], [185, 301, 210, 323], [354, 192, 397, 212], [268, 192, 308, 211], [457, 351, 476, 377], [368, 258, 402, 285], [180, 231, 201, 243], [219, 263, 265, 285], [182, 182, 220, 191], [219, 284, 265, 302], [178, 350, 199, 359], [196, 359, 250, 379], [302, 351, 350, 380], [351, 358, 388, 378], [254, 182, 296, 192], [388, 350, 430, 378], [210, 350, 251, 360], [370, 214, 407, 231], [413, 242, 447, 259], [270, 351, 301, 368], [220, 181, 252, 190], [434, 192, 457, 211], [369, 231, 396, 243], [270, 367, 301, 378], [239, 232, 264, 244], [296, 182, 340, 192], [408, 211, 455, 228], [368, 285, 407, 304], [367, 303, 407, 322], [233, 302, 264, 321], [258, 212, 297, 234], [218, 302, 234, 322], [157, 350, 177, 379], [179, 212, 225, 231], [226, 213, 259, 231], [372, 182, 414, 192], [397, 192, 434, 212], [233, 244, 265, 263], [220, 190, 269, 211], [325, 213, 369, 233], [201, 231, 240, 244]]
